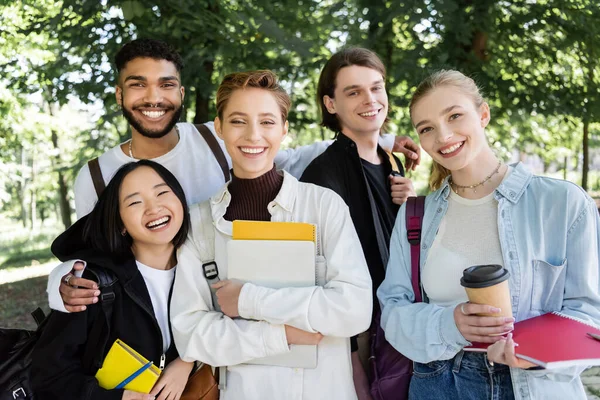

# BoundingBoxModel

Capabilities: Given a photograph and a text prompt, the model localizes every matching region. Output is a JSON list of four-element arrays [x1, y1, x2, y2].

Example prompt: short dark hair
[[83, 160, 190, 259], [114, 38, 184, 77], [317, 47, 387, 133]]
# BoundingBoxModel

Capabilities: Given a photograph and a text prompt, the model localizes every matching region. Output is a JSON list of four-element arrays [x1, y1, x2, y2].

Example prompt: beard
[[122, 102, 183, 139]]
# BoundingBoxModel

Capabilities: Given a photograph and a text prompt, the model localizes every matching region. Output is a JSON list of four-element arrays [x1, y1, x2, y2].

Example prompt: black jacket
[[301, 133, 403, 299], [31, 216, 178, 400]]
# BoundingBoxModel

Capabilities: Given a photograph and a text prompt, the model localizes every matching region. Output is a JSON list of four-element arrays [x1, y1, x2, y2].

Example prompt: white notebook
[[227, 239, 317, 368]]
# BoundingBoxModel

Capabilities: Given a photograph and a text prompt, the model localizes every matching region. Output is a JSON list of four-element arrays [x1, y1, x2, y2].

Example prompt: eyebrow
[[342, 79, 384, 92], [226, 111, 278, 118], [123, 75, 180, 83], [122, 183, 169, 202], [414, 105, 462, 129]]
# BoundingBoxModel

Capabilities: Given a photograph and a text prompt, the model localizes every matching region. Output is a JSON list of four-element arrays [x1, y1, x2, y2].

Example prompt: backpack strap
[[88, 157, 106, 197], [196, 202, 221, 313], [406, 196, 425, 303], [195, 124, 231, 183], [194, 201, 228, 390], [81, 267, 118, 373], [385, 151, 400, 174]]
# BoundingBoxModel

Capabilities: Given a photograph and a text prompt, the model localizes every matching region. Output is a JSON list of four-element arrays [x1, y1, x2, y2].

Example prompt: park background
[[1, 0, 600, 396]]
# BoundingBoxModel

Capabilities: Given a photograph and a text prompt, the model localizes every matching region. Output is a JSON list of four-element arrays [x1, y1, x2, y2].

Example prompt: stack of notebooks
[[465, 312, 600, 369], [228, 220, 318, 368], [95, 339, 161, 392]]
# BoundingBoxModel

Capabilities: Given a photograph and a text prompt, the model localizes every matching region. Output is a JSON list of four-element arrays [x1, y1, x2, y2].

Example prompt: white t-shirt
[[136, 261, 176, 353], [422, 169, 512, 307]]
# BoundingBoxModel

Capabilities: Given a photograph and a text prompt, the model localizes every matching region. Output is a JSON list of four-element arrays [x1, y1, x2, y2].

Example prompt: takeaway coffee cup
[[460, 264, 512, 318]]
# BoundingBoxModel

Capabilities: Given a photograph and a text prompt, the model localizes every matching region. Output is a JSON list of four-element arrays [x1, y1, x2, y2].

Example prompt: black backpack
[[0, 267, 117, 399]]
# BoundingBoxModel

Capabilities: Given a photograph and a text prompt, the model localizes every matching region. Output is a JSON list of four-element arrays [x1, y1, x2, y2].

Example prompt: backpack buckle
[[100, 292, 116, 303], [202, 262, 219, 280], [407, 216, 422, 245]]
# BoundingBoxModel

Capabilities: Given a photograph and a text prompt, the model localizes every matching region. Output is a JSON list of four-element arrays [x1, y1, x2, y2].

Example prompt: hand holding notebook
[[465, 312, 600, 369]]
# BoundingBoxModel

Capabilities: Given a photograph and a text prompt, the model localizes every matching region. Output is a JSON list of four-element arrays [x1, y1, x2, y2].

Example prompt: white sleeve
[[237, 193, 372, 337], [274, 140, 332, 179], [379, 133, 394, 152], [47, 260, 87, 312], [170, 209, 290, 366], [73, 164, 98, 219]]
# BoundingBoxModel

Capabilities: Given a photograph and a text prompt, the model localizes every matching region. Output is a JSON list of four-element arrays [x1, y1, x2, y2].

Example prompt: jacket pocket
[[531, 259, 567, 312], [315, 256, 327, 286]]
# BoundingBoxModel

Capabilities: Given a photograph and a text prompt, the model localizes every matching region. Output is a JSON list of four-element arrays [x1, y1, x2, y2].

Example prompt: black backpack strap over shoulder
[[81, 267, 118, 373], [194, 123, 231, 182]]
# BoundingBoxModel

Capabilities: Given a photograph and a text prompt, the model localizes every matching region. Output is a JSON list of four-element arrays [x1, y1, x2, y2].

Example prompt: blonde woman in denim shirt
[[378, 70, 600, 400]]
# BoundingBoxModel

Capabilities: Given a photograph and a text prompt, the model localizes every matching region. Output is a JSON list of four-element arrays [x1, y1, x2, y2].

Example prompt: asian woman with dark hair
[[31, 160, 193, 400]]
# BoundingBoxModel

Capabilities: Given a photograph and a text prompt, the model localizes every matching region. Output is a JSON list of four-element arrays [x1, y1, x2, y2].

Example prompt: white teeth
[[359, 111, 378, 117], [240, 147, 265, 154], [141, 110, 166, 118], [440, 142, 464, 154], [146, 216, 169, 229]]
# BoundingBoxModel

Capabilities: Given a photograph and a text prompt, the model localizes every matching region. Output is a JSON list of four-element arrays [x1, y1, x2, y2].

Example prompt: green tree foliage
[[1, 0, 599, 228]]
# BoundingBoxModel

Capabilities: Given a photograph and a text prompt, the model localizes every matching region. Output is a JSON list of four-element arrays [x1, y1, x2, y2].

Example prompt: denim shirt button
[[437, 207, 442, 213], [501, 210, 505, 218], [509, 191, 516, 198], [509, 252, 515, 260], [422, 244, 427, 250]]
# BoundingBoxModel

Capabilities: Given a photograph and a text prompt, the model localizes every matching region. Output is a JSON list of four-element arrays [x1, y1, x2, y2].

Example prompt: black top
[[31, 216, 178, 400], [301, 133, 403, 351], [361, 158, 397, 248]]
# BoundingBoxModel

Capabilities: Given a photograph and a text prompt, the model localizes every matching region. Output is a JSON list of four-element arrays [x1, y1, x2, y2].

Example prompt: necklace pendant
[[473, 188, 477, 193]]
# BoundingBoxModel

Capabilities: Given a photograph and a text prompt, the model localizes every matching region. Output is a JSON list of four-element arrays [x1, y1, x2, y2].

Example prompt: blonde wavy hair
[[409, 70, 485, 191]]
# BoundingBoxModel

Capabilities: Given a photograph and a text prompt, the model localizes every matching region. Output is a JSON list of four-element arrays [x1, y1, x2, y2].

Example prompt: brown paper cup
[[464, 280, 513, 318]]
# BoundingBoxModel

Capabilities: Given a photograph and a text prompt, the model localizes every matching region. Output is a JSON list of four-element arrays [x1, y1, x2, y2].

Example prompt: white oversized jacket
[[171, 171, 373, 400]]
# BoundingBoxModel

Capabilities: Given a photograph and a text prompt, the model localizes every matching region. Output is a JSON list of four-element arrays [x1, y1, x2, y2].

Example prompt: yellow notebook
[[95, 339, 161, 393], [232, 220, 316, 243]]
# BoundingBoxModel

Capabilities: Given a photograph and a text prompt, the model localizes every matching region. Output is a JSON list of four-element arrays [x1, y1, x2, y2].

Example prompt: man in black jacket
[[301, 48, 418, 399]]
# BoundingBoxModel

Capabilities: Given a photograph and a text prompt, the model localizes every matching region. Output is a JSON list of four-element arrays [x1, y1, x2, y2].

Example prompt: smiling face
[[118, 166, 184, 249], [323, 65, 388, 138], [411, 85, 490, 172], [215, 87, 288, 179], [116, 57, 185, 139]]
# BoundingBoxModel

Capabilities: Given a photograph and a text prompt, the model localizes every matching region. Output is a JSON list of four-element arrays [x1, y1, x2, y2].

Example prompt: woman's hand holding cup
[[454, 302, 515, 343]]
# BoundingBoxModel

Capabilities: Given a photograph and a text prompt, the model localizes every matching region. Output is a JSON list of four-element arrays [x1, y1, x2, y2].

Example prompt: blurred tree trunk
[[193, 60, 214, 124], [50, 128, 72, 229]]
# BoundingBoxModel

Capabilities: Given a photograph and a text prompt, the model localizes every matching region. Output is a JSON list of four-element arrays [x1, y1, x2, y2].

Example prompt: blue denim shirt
[[377, 163, 600, 400]]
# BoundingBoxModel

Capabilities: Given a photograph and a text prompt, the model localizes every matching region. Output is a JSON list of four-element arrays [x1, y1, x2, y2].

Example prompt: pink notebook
[[465, 312, 600, 369]]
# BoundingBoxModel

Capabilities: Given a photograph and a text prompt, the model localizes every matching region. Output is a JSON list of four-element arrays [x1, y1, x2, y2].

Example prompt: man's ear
[[479, 102, 491, 128], [323, 95, 336, 115], [214, 117, 223, 139], [180, 86, 185, 102], [115, 86, 122, 107]]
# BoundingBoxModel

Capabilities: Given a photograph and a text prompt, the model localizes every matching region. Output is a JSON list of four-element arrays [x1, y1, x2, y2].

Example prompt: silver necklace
[[449, 160, 502, 194], [129, 126, 180, 159]]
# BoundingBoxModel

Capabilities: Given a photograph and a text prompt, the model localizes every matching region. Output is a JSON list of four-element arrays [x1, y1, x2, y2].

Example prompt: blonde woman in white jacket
[[170, 70, 373, 400]]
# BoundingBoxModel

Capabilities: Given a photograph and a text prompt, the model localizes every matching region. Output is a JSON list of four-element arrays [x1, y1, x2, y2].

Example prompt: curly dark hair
[[114, 38, 184, 75]]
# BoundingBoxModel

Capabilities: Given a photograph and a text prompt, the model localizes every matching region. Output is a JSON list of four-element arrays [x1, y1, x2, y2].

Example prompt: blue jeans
[[409, 351, 515, 400]]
